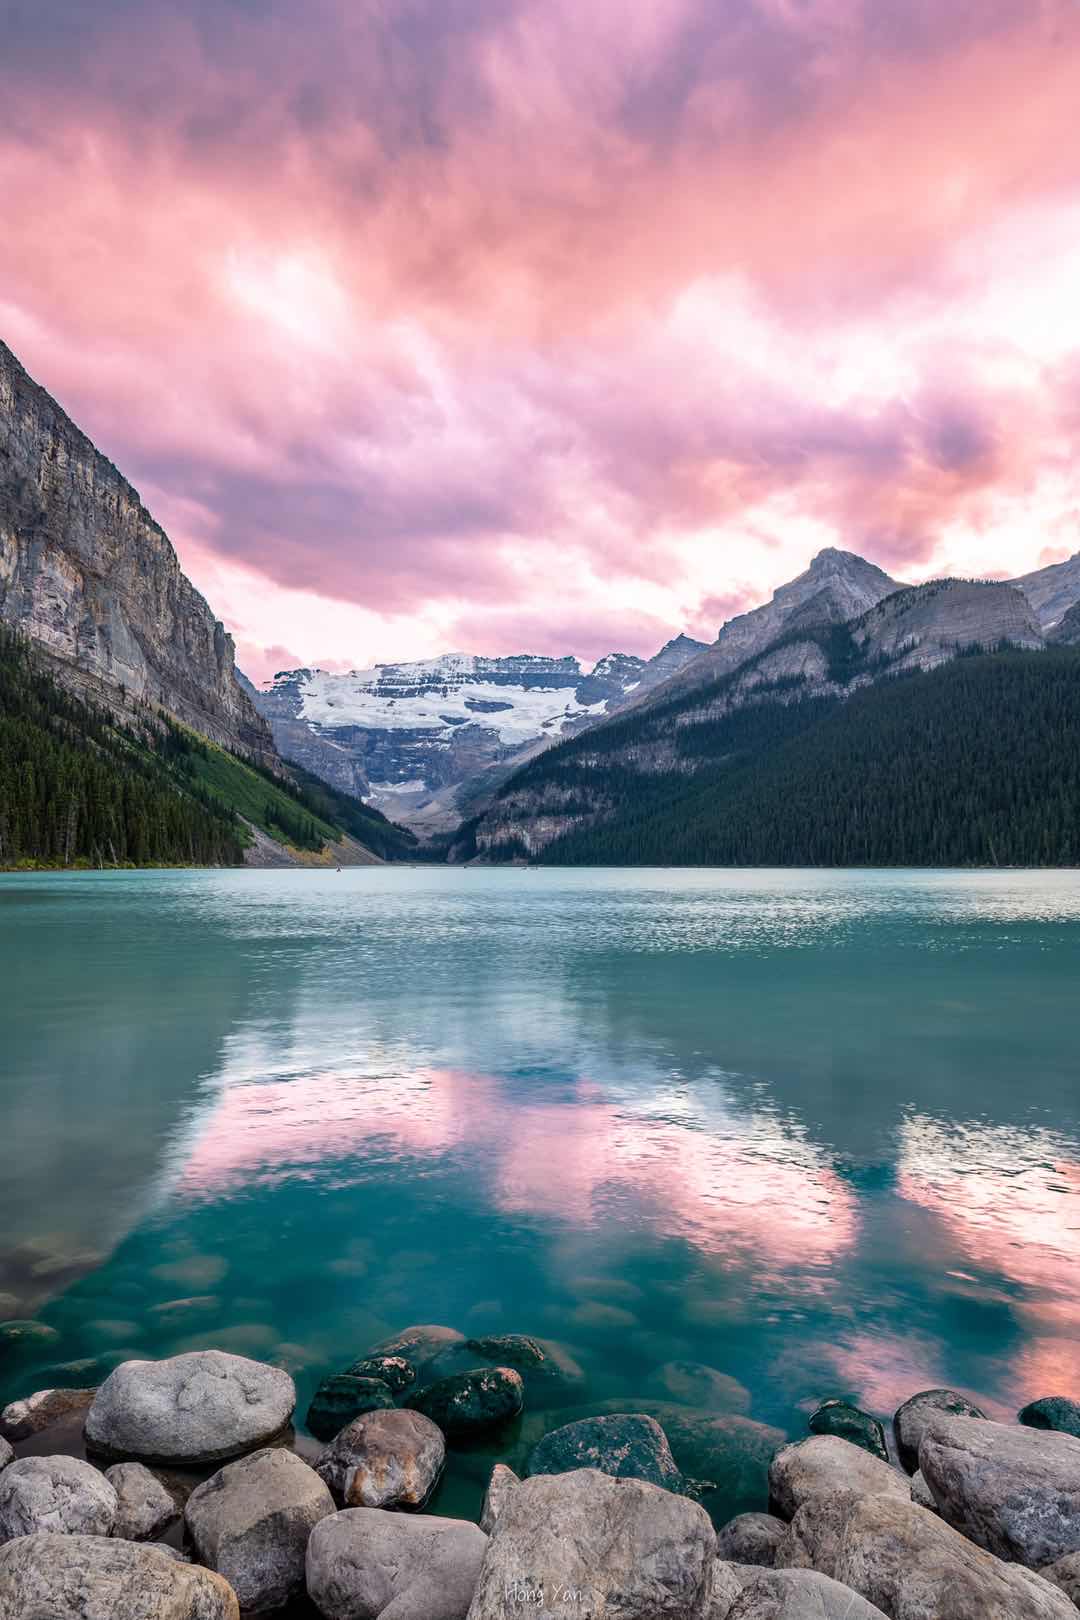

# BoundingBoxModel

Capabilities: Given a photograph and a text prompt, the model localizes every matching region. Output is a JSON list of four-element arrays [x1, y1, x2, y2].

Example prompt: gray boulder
[[466, 1467, 717, 1618], [892, 1388, 986, 1473], [1041, 1552, 1080, 1605], [306, 1507, 486, 1620], [0, 1438, 11, 1473], [1, 1386, 97, 1442], [830, 1493, 1075, 1619], [707, 1562, 747, 1619], [479, 1463, 519, 1534], [0, 1455, 117, 1541], [909, 1470, 936, 1512], [316, 1408, 445, 1509], [0, 1532, 239, 1618], [1019, 1396, 1080, 1438], [306, 1376, 395, 1443], [808, 1401, 888, 1462], [646, 1361, 751, 1415], [405, 1367, 524, 1438], [919, 1414, 1080, 1567], [104, 1463, 179, 1541], [773, 1490, 865, 1578], [715, 1513, 786, 1567], [768, 1436, 906, 1520], [527, 1413, 686, 1493], [728, 1568, 888, 1618], [185, 1447, 334, 1614], [84, 1352, 296, 1465]]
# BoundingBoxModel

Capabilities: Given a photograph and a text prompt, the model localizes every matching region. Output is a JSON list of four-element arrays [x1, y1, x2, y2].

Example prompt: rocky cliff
[[0, 340, 273, 762]]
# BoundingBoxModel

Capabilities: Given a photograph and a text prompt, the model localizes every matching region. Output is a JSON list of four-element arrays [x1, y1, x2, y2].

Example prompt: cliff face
[[0, 341, 273, 762]]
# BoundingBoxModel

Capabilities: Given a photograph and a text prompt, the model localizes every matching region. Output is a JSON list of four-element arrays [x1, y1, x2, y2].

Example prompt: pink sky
[[4, 0, 1080, 680]]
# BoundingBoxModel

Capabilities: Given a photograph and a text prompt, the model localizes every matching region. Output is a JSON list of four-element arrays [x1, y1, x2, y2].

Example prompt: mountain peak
[[804, 547, 892, 580]]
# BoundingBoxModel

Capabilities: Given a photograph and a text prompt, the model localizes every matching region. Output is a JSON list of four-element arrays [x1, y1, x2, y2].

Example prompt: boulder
[[768, 1436, 906, 1521], [1041, 1552, 1080, 1606], [773, 1490, 865, 1577], [728, 1568, 888, 1618], [1019, 1396, 1080, 1438], [919, 1414, 1080, 1568], [344, 1356, 415, 1394], [0, 1532, 239, 1618], [909, 1470, 936, 1512], [646, 1361, 752, 1415], [708, 1561, 747, 1619], [361, 1326, 464, 1381], [465, 1467, 717, 1619], [463, 1335, 586, 1405], [479, 1463, 519, 1534], [84, 1352, 296, 1465], [0, 1439, 11, 1473], [184, 1446, 334, 1615], [306, 1376, 395, 1443], [316, 1408, 445, 1509], [527, 1413, 686, 1492], [715, 1513, 786, 1567], [0, 1455, 117, 1541], [307, 1506, 486, 1620], [892, 1389, 986, 1473], [808, 1400, 888, 1461], [1, 1387, 97, 1442], [104, 1463, 178, 1542], [405, 1367, 524, 1438], [0, 1321, 60, 1357], [830, 1493, 1075, 1619]]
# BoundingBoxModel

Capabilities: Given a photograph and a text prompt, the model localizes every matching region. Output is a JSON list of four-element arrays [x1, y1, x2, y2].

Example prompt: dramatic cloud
[[3, 0, 1080, 675]]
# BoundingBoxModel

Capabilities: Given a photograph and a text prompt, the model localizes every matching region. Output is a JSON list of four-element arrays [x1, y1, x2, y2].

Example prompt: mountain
[[462, 565, 1055, 863], [1, 339, 272, 763], [250, 637, 707, 832], [1012, 552, 1080, 631]]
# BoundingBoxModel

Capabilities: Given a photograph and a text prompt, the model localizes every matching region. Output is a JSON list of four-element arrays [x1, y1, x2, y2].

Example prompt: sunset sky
[[4, 0, 1080, 680]]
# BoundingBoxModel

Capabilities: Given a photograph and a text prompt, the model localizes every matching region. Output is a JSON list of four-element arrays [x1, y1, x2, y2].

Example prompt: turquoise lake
[[2, 867, 1079, 1520]]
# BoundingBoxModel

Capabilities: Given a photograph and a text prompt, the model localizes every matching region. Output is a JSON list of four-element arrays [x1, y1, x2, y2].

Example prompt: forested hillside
[[480, 649, 1080, 867]]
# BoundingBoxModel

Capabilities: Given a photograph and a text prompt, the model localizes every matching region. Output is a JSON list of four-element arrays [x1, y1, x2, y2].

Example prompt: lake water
[[1, 867, 1078, 1521]]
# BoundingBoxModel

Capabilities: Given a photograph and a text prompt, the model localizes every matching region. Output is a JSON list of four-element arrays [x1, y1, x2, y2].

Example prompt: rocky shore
[[1, 1326, 1079, 1617]]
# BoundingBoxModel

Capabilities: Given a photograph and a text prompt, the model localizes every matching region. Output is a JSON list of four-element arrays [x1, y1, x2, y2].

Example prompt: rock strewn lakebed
[[0, 1329, 1079, 1617]]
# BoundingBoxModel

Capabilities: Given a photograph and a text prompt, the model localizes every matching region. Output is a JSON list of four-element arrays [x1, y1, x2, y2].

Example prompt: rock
[[307, 1507, 486, 1620], [768, 1436, 907, 1521], [0, 1455, 117, 1541], [808, 1400, 888, 1461], [0, 1532, 240, 1618], [728, 1568, 888, 1618], [1, 1386, 97, 1442], [466, 1467, 717, 1618], [344, 1356, 415, 1394], [0, 1320, 60, 1356], [104, 1463, 179, 1542], [361, 1326, 464, 1381], [910, 1470, 936, 1512], [527, 1413, 686, 1493], [463, 1335, 586, 1406], [0, 1438, 12, 1472], [1041, 1552, 1080, 1605], [1019, 1396, 1080, 1438], [316, 1408, 445, 1509], [405, 1367, 524, 1438], [83, 1351, 296, 1465], [773, 1490, 868, 1578], [647, 1362, 752, 1415], [715, 1513, 786, 1567], [919, 1414, 1080, 1568], [892, 1388, 986, 1473], [306, 1376, 395, 1442], [185, 1446, 334, 1614], [829, 1493, 1075, 1619], [479, 1464, 519, 1534], [708, 1561, 747, 1619]]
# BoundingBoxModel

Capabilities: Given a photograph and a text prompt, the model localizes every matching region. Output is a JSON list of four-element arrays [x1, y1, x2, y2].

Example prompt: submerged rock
[[646, 1361, 752, 1415], [83, 1351, 296, 1465], [1018, 1395, 1080, 1438], [0, 1455, 117, 1540], [892, 1388, 986, 1473], [728, 1568, 888, 1618], [467, 1467, 717, 1618], [0, 1320, 60, 1357], [316, 1407, 445, 1509], [361, 1326, 464, 1381], [306, 1375, 395, 1442], [0, 1532, 239, 1619], [919, 1414, 1080, 1568], [104, 1463, 179, 1542], [768, 1436, 906, 1521], [185, 1446, 334, 1615], [344, 1356, 415, 1394], [527, 1413, 686, 1492], [808, 1400, 888, 1461], [1, 1387, 97, 1442], [463, 1334, 586, 1405], [405, 1367, 524, 1438], [715, 1512, 787, 1567], [479, 1463, 519, 1534], [306, 1507, 487, 1620]]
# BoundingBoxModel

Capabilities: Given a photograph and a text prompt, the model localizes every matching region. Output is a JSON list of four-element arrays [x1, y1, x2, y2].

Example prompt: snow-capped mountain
[[251, 640, 706, 831]]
